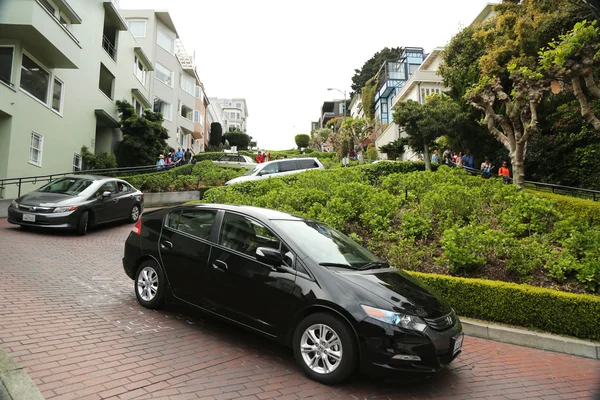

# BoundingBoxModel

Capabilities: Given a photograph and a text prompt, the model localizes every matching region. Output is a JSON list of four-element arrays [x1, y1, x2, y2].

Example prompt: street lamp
[[327, 88, 347, 117]]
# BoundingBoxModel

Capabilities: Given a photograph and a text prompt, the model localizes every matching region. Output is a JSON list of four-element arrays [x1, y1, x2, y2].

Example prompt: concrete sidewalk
[[0, 348, 44, 400]]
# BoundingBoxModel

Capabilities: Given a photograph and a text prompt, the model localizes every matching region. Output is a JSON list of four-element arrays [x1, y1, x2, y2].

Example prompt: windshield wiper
[[319, 262, 356, 270], [358, 261, 390, 271]]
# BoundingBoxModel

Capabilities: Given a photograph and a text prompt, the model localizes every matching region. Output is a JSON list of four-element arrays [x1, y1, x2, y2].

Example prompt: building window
[[20, 53, 50, 103], [98, 63, 114, 100], [338, 103, 345, 114], [236, 102, 241, 108], [132, 97, 143, 115], [59, 13, 70, 30], [38, 0, 56, 15], [127, 20, 146, 38], [157, 29, 174, 54], [29, 132, 43, 167], [195, 85, 203, 99], [0, 47, 13, 86], [51, 77, 63, 113], [180, 74, 195, 96], [155, 62, 173, 87], [153, 97, 171, 121], [193, 110, 200, 123], [73, 152, 82, 172], [133, 56, 147, 86], [180, 104, 193, 120]]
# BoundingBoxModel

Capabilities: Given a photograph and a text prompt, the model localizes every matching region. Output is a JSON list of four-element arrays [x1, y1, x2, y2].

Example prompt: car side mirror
[[256, 247, 282, 266], [102, 191, 112, 198]]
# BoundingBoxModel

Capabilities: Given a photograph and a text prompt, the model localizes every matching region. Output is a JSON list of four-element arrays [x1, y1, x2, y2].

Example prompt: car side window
[[166, 211, 182, 229], [96, 181, 117, 196], [259, 163, 279, 176], [117, 182, 130, 193], [298, 159, 318, 169], [279, 160, 299, 172], [219, 213, 280, 257], [235, 156, 244, 162], [175, 209, 217, 240]]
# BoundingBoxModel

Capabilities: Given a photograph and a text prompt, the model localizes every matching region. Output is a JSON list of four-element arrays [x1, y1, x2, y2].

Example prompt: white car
[[225, 158, 324, 185], [212, 154, 256, 169]]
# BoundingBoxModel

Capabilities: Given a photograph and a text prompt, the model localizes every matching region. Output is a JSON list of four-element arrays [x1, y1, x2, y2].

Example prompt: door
[[114, 181, 136, 219], [158, 208, 217, 305], [92, 181, 119, 223], [206, 211, 298, 336]]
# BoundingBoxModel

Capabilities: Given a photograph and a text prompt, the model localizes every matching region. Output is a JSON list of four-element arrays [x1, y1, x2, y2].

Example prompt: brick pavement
[[0, 218, 599, 400]]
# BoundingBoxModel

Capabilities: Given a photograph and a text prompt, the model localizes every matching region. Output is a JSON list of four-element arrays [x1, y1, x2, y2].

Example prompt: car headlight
[[361, 305, 427, 332], [53, 206, 78, 213], [11, 200, 18, 208]]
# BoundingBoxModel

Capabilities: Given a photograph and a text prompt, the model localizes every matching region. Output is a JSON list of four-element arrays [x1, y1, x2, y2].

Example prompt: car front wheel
[[293, 312, 357, 384], [134, 261, 164, 309], [76, 211, 88, 236]]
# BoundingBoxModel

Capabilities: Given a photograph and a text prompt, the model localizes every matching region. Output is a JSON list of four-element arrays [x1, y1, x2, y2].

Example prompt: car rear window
[[277, 160, 298, 172], [297, 159, 319, 169]]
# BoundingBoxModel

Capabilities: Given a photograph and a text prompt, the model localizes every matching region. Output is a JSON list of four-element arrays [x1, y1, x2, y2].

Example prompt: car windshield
[[272, 220, 380, 269], [38, 178, 94, 195], [244, 166, 260, 176]]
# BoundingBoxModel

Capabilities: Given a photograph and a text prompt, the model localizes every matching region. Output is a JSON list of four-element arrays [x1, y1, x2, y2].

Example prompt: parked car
[[123, 204, 463, 384], [225, 158, 324, 185], [212, 154, 256, 169], [8, 176, 144, 235]]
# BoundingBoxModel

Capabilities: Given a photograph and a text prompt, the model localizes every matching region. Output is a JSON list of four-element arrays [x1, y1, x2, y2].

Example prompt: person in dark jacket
[[184, 148, 192, 164]]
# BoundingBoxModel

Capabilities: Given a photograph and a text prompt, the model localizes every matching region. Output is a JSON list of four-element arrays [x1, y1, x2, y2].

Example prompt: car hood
[[17, 192, 78, 206], [335, 268, 452, 319]]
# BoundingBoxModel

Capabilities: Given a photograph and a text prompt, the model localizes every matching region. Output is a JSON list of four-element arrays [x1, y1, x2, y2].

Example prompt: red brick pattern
[[0, 218, 599, 399]]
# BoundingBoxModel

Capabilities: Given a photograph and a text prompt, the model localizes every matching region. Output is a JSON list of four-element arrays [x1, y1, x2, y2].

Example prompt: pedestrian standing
[[431, 149, 440, 164], [184, 148, 192, 164], [156, 154, 165, 170], [461, 148, 474, 169], [480, 156, 494, 179], [267, 152, 271, 162], [498, 160, 511, 184]]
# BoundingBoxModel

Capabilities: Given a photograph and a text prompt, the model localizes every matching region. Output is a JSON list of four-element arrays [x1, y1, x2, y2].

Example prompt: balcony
[[392, 70, 444, 106], [102, 34, 117, 61], [0, 0, 81, 69], [0, 80, 17, 117]]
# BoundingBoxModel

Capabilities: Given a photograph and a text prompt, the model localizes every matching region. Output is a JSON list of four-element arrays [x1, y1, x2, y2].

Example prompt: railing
[[0, 161, 185, 199], [453, 163, 600, 202], [102, 35, 116, 60]]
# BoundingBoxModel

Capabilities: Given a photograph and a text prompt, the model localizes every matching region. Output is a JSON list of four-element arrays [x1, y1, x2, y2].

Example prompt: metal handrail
[[446, 161, 600, 202], [102, 34, 116, 60], [0, 161, 185, 199]]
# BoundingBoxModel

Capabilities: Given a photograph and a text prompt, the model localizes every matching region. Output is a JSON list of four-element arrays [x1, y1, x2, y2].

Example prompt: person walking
[[498, 160, 511, 183], [431, 149, 440, 164], [184, 148, 192, 164]]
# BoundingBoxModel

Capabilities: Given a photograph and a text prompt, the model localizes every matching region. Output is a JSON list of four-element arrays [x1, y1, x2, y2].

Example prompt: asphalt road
[[0, 217, 599, 400]]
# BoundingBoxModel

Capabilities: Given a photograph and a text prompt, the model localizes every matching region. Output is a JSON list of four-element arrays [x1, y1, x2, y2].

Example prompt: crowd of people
[[156, 147, 193, 169], [431, 148, 512, 182]]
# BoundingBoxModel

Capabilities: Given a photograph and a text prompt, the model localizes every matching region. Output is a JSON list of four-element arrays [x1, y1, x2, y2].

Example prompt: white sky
[[120, 0, 491, 150]]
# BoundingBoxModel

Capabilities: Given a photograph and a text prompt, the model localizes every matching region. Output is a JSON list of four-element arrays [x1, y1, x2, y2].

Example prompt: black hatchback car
[[123, 204, 463, 384], [8, 176, 144, 235]]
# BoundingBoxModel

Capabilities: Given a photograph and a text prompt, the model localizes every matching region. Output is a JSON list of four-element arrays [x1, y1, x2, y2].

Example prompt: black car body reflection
[[8, 175, 144, 235], [123, 204, 463, 384]]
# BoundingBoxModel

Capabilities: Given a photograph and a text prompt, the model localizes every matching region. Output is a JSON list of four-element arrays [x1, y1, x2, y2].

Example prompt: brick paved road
[[0, 218, 599, 400]]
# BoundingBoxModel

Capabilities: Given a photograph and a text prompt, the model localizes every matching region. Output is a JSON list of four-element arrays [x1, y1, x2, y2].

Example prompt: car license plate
[[22, 213, 36, 222], [453, 334, 464, 355]]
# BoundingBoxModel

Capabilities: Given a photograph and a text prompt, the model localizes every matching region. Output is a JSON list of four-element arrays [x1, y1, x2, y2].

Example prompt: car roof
[[60, 175, 129, 183], [184, 203, 306, 221], [259, 157, 318, 166]]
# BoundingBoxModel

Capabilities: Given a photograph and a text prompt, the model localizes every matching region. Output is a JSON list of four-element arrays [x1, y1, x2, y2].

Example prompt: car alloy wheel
[[137, 266, 158, 301], [130, 205, 140, 222], [300, 323, 343, 374]]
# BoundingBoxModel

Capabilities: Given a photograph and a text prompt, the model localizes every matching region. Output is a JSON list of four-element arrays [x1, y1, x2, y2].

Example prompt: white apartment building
[[208, 98, 248, 133]]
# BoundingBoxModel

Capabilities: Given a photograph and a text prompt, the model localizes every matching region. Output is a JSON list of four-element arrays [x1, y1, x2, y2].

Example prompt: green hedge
[[361, 161, 436, 185], [531, 191, 600, 225], [193, 150, 338, 163], [409, 271, 600, 341]]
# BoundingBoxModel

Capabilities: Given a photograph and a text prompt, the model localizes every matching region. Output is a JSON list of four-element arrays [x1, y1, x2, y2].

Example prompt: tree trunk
[[423, 142, 431, 170], [510, 141, 526, 189]]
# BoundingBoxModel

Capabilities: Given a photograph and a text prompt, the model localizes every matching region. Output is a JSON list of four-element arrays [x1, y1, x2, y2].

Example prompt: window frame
[[218, 212, 282, 259], [20, 51, 51, 106], [127, 19, 147, 38], [73, 152, 82, 172], [0, 45, 14, 87], [133, 56, 147, 87], [51, 76, 64, 114], [29, 131, 44, 167], [180, 103, 193, 121], [156, 28, 174, 54], [155, 62, 173, 87], [132, 97, 143, 116], [180, 74, 195, 96], [153, 96, 172, 121]]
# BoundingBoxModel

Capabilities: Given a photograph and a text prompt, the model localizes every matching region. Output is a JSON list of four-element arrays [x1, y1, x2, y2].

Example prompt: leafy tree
[[222, 131, 252, 149], [80, 146, 117, 170], [209, 122, 222, 146], [366, 146, 379, 161], [339, 117, 373, 153], [294, 134, 310, 149], [351, 47, 404, 96], [309, 128, 331, 151], [114, 100, 169, 167], [378, 138, 408, 160], [539, 20, 600, 131], [393, 95, 462, 170]]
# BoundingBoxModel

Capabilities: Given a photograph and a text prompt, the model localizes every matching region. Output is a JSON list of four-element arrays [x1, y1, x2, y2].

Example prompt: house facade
[[208, 98, 249, 133]]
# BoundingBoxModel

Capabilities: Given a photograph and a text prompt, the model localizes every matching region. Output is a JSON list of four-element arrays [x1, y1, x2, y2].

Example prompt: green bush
[[192, 160, 245, 186], [192, 152, 228, 162], [532, 191, 600, 226], [409, 271, 600, 340], [441, 225, 499, 272]]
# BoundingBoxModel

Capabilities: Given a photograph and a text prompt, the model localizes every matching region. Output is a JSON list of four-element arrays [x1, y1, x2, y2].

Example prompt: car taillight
[[132, 218, 142, 235], [141, 193, 144, 198]]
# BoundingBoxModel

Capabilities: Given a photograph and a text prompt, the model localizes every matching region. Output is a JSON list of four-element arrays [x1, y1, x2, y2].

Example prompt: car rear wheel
[[129, 204, 141, 223], [76, 211, 88, 236], [293, 313, 357, 384], [135, 261, 164, 309]]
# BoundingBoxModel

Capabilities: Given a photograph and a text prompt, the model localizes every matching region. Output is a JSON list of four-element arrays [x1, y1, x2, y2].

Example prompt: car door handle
[[212, 260, 228, 271], [113, 198, 119, 203], [160, 240, 173, 250]]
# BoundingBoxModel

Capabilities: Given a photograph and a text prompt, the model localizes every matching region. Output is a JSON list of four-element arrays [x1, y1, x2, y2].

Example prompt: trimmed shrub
[[409, 271, 600, 340], [532, 191, 600, 226]]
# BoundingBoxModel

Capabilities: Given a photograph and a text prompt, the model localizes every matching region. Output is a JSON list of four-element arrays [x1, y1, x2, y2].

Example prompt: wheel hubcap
[[137, 266, 158, 301], [132, 206, 140, 221], [300, 323, 343, 374]]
